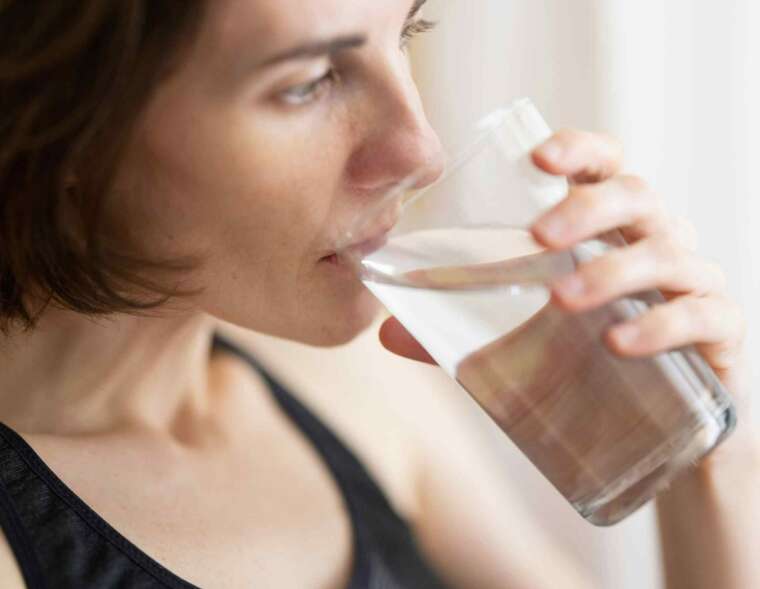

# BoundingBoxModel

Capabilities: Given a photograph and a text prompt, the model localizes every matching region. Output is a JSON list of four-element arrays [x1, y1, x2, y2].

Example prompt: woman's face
[[110, 0, 444, 346]]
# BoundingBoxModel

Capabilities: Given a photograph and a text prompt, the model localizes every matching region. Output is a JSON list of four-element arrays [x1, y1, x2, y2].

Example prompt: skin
[[0, 0, 756, 587]]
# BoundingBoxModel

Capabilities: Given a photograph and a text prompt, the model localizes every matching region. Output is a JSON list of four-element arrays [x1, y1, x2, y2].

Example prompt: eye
[[279, 68, 337, 106], [400, 18, 438, 51]]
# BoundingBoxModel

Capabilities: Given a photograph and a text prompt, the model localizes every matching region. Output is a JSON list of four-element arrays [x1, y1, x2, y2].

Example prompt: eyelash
[[279, 69, 337, 106], [400, 18, 438, 50], [279, 18, 438, 107]]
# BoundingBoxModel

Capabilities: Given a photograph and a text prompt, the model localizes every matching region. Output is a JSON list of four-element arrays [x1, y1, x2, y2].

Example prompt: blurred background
[[226, 2, 760, 587]]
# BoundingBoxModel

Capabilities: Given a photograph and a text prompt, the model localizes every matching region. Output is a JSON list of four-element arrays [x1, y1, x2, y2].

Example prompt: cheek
[[202, 127, 344, 271], [210, 110, 355, 267], [110, 100, 346, 292], [110, 87, 379, 342]]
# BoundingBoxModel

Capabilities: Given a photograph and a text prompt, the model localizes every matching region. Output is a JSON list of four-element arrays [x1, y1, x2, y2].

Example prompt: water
[[359, 226, 736, 525]]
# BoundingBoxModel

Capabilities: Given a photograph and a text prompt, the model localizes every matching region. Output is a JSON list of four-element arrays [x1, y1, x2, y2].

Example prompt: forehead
[[202, 0, 404, 54]]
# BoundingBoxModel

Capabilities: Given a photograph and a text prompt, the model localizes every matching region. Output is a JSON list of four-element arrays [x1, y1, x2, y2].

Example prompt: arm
[[655, 354, 760, 589], [0, 531, 26, 589]]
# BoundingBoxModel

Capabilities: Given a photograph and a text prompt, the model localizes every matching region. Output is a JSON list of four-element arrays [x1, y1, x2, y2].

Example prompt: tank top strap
[[210, 333, 411, 549], [0, 459, 47, 589]]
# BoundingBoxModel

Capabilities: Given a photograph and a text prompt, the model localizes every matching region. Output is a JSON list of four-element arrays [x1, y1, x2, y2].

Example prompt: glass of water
[[334, 98, 737, 526]]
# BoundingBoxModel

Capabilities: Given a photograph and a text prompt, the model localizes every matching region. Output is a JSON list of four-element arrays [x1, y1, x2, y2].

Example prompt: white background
[[410, 2, 760, 587]]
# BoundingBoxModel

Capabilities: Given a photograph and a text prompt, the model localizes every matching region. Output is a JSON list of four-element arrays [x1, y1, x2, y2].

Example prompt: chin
[[223, 289, 383, 348], [301, 291, 384, 347]]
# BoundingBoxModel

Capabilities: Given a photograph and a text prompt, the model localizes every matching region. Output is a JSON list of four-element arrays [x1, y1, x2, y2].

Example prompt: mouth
[[321, 194, 404, 264], [321, 224, 394, 265]]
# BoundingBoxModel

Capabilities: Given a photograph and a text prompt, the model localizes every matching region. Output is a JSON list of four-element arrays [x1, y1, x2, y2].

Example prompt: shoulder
[[0, 530, 26, 589], [0, 436, 31, 588], [214, 318, 454, 521]]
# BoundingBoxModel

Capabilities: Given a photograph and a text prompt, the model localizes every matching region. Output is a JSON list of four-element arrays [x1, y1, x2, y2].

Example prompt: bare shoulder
[[214, 318, 451, 520], [0, 530, 26, 589]]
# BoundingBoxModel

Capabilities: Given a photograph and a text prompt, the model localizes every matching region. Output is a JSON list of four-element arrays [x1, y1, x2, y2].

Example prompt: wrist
[[654, 411, 760, 589], [690, 364, 755, 476], [670, 422, 759, 490]]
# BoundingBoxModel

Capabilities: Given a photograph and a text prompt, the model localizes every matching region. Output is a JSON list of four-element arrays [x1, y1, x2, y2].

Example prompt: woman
[[0, 1, 757, 588]]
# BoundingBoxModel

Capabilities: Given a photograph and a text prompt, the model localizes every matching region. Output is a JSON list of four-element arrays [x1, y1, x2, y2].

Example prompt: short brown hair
[[0, 1, 206, 335]]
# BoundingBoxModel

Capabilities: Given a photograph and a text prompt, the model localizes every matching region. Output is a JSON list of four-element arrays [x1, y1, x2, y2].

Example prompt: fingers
[[378, 316, 437, 365], [531, 175, 670, 250], [532, 128, 624, 184], [604, 294, 746, 369], [549, 233, 728, 314]]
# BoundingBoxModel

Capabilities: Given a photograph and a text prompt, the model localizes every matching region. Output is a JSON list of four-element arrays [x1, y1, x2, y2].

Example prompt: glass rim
[[335, 96, 538, 254]]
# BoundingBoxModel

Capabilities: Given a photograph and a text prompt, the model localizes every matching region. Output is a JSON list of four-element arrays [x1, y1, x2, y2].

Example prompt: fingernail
[[536, 217, 567, 241], [538, 139, 564, 163], [553, 273, 585, 298], [613, 324, 640, 347]]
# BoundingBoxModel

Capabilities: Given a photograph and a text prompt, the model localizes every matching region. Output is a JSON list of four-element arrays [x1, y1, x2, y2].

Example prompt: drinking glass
[[334, 98, 737, 526]]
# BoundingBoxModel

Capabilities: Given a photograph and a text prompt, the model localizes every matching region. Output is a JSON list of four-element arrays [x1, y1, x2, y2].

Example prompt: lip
[[344, 226, 393, 257], [321, 221, 397, 262], [320, 191, 406, 261]]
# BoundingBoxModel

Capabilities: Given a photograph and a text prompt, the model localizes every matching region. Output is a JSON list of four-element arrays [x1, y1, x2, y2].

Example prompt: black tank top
[[0, 332, 451, 589]]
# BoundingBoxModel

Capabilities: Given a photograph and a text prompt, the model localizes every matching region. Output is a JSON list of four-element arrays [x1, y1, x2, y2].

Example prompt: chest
[[14, 345, 421, 588], [26, 418, 359, 588]]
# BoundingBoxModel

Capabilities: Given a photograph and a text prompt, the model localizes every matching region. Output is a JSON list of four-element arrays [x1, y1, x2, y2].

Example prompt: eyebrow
[[259, 34, 368, 68], [257, 0, 429, 68]]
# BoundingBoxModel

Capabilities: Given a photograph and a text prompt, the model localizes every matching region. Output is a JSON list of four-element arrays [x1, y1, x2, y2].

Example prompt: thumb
[[378, 316, 438, 365]]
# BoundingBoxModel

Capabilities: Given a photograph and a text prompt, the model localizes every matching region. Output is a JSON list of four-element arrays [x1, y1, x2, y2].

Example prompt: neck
[[0, 307, 218, 438]]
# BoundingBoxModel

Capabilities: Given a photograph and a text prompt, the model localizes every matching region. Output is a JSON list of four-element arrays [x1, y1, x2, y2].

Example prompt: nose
[[345, 72, 445, 196]]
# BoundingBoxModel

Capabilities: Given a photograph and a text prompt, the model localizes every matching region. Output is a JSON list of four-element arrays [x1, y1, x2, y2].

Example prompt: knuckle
[[617, 174, 650, 195], [581, 253, 625, 290], [591, 133, 625, 176], [654, 302, 691, 338], [601, 251, 630, 283], [617, 175, 668, 220], [554, 128, 587, 147], [566, 183, 588, 200], [577, 184, 605, 208], [567, 183, 603, 212], [649, 232, 686, 261], [629, 173, 663, 213]]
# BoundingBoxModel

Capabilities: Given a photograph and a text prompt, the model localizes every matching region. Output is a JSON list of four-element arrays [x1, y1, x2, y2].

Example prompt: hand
[[379, 128, 752, 464]]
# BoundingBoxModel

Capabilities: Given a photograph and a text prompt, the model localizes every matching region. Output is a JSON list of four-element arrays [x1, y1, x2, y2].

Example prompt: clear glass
[[335, 98, 737, 526]]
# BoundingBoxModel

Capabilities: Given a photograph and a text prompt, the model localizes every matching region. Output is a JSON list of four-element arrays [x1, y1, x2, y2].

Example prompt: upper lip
[[322, 221, 396, 259], [321, 186, 408, 259], [321, 192, 406, 259]]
